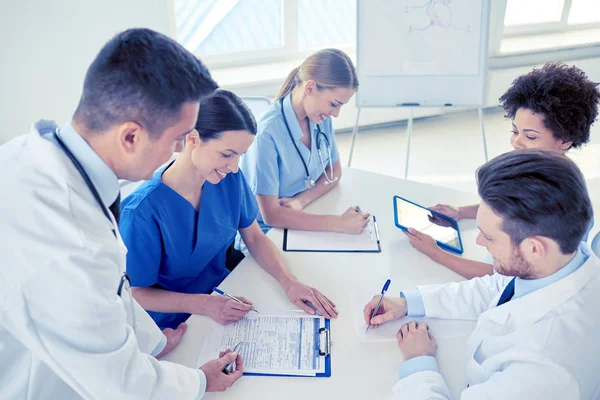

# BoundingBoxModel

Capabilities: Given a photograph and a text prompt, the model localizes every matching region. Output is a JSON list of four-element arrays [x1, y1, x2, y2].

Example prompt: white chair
[[241, 96, 271, 121], [120, 154, 178, 198], [590, 231, 600, 258]]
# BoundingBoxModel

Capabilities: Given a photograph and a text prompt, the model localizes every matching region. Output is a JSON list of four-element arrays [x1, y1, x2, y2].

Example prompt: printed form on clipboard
[[282, 215, 381, 253], [196, 313, 332, 377]]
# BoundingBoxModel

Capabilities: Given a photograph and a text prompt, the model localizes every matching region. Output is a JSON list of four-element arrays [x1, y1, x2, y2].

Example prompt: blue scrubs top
[[119, 164, 259, 329], [240, 92, 340, 233]]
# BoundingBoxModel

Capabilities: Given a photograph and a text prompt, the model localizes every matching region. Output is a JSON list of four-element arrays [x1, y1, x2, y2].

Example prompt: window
[[174, 0, 282, 57], [503, 0, 600, 36], [504, 0, 564, 27], [568, 0, 600, 25], [298, 0, 356, 50], [173, 0, 357, 67]]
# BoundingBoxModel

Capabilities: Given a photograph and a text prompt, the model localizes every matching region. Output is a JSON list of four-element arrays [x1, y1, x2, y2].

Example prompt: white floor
[[335, 106, 600, 195]]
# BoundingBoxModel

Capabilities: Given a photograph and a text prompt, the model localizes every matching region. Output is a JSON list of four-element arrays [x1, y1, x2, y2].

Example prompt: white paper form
[[284, 216, 379, 252], [197, 314, 326, 376], [350, 291, 476, 342]]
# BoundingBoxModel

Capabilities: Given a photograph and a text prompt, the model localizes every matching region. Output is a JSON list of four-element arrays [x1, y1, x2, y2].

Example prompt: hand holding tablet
[[393, 195, 464, 254]]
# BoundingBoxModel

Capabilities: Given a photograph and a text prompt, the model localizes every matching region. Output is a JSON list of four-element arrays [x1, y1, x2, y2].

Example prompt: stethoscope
[[53, 130, 136, 331], [280, 98, 338, 190]]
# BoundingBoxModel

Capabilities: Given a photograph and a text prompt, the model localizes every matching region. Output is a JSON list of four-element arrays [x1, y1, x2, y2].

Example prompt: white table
[[163, 168, 488, 399]]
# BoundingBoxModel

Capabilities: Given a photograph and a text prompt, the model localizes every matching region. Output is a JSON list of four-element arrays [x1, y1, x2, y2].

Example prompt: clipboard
[[282, 216, 381, 253], [244, 319, 332, 378], [196, 314, 332, 378]]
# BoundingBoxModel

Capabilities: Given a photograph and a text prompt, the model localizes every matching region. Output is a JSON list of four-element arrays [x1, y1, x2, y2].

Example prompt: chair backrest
[[591, 231, 600, 258], [119, 154, 178, 199], [120, 179, 144, 199], [241, 96, 271, 122]]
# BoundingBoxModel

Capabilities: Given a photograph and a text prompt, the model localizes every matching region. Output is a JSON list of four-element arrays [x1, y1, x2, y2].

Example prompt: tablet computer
[[393, 195, 464, 254]]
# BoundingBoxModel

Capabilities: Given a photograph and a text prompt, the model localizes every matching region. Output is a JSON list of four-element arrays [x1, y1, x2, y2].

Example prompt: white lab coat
[[0, 125, 205, 399], [392, 245, 600, 400]]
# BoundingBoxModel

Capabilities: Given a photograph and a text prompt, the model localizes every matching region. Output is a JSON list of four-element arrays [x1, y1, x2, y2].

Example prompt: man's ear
[[520, 236, 548, 262], [117, 121, 145, 153]]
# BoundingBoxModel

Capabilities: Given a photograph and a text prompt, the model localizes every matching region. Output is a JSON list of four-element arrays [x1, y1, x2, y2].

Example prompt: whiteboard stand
[[478, 107, 489, 162], [404, 108, 414, 179], [347, 107, 362, 168], [347, 106, 489, 178]]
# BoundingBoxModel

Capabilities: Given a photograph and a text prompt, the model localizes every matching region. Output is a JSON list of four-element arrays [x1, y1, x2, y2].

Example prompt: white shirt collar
[[56, 122, 119, 208]]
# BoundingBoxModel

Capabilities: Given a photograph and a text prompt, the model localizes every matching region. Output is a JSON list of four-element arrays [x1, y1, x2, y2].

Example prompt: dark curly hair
[[499, 62, 600, 149]]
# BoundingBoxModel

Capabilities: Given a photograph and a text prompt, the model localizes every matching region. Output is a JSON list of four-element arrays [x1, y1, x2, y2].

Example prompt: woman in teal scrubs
[[240, 49, 371, 235], [120, 90, 337, 329]]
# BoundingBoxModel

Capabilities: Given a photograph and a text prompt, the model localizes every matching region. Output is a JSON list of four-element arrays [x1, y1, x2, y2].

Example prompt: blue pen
[[213, 287, 259, 313], [366, 279, 391, 332]]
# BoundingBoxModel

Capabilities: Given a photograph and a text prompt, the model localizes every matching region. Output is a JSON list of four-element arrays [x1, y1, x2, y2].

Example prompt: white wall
[[2, 1, 599, 143], [0, 0, 174, 144], [223, 56, 600, 133]]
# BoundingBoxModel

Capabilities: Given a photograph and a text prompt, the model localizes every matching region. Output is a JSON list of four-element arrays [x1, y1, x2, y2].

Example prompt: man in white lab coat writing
[[364, 149, 600, 399], [0, 28, 243, 399]]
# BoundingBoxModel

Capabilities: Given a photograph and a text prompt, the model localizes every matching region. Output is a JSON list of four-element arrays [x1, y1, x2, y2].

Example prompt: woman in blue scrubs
[[120, 90, 337, 330], [240, 49, 371, 234]]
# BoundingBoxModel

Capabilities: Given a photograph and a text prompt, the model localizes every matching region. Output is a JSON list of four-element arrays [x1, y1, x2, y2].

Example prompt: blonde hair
[[275, 49, 358, 101]]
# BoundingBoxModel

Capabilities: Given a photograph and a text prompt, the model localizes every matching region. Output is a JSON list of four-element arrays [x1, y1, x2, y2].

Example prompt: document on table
[[350, 291, 476, 341], [283, 216, 381, 252], [196, 313, 328, 376]]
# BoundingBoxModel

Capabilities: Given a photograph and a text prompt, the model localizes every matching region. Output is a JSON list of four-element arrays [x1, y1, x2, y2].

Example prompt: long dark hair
[[195, 90, 257, 141]]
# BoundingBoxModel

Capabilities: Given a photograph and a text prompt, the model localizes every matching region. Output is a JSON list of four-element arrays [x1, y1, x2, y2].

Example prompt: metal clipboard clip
[[318, 327, 331, 357]]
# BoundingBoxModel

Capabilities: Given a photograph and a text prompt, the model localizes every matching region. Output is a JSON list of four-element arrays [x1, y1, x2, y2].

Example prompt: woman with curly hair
[[404, 62, 600, 278]]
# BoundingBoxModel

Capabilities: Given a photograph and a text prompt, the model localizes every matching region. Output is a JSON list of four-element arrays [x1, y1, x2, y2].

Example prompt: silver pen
[[213, 287, 260, 313], [373, 215, 380, 243], [222, 342, 244, 374]]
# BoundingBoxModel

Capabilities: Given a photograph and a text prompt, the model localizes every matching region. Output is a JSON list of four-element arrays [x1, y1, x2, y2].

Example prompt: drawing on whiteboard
[[405, 0, 471, 33], [359, 0, 483, 77]]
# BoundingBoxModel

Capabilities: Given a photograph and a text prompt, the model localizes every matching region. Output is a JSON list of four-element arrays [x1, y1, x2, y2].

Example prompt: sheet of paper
[[351, 291, 475, 341], [285, 216, 379, 252], [197, 314, 326, 376]]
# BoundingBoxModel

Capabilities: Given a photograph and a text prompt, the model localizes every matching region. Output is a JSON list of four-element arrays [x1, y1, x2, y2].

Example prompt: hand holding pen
[[337, 206, 371, 234], [363, 280, 409, 330], [366, 279, 391, 332], [222, 342, 244, 374], [198, 345, 244, 392], [213, 288, 260, 313], [205, 288, 257, 325]]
